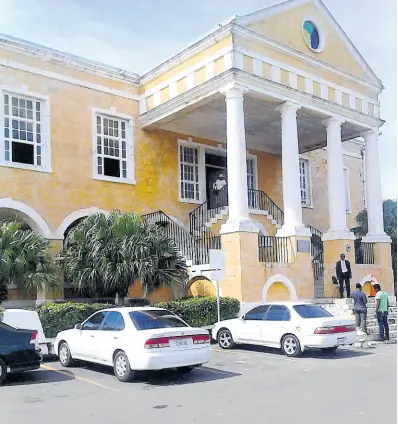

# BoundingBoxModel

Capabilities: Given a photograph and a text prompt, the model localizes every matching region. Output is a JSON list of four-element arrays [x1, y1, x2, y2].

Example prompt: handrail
[[306, 225, 324, 281], [248, 189, 284, 227], [142, 211, 220, 266]]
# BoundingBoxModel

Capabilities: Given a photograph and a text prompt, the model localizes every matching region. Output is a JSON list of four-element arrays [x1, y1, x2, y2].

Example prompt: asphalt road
[[0, 344, 396, 424]]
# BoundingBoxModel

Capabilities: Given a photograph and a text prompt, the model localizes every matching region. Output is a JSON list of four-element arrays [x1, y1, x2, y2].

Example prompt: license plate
[[175, 339, 189, 347], [337, 337, 346, 345]]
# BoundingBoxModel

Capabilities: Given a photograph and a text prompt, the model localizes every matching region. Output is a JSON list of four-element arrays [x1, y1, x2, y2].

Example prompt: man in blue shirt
[[351, 283, 367, 334]]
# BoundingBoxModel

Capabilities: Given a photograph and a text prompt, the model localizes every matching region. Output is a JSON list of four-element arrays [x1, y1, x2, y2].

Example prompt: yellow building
[[0, 0, 393, 308]]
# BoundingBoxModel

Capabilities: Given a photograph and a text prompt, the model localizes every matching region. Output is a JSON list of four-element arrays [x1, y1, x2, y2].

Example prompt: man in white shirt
[[335, 253, 352, 298]]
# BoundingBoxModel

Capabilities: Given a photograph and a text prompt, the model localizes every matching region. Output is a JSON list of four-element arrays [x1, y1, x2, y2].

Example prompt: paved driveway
[[0, 344, 396, 424]]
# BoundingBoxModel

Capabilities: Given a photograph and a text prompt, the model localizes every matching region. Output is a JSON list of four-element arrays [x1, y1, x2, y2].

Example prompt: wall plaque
[[297, 239, 310, 253]]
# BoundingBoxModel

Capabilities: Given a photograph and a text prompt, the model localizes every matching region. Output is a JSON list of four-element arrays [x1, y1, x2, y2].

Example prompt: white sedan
[[55, 307, 212, 382], [212, 301, 357, 357]]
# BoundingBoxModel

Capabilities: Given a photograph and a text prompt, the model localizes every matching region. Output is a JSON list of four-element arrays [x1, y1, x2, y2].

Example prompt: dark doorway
[[205, 153, 227, 209]]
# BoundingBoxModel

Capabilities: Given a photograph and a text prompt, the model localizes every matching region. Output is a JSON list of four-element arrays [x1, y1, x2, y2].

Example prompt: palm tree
[[0, 221, 59, 302], [353, 199, 397, 294], [61, 211, 188, 302]]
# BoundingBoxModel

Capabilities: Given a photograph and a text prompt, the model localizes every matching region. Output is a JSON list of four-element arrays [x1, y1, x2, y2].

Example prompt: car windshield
[[129, 310, 188, 330], [293, 305, 332, 318]]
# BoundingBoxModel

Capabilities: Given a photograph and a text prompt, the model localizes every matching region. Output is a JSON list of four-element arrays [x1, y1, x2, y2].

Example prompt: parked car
[[0, 321, 42, 385], [212, 301, 357, 357], [54, 307, 212, 382]]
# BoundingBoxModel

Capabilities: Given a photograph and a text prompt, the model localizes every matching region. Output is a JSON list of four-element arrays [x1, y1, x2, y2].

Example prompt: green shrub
[[0, 307, 4, 322], [155, 296, 240, 327], [35, 302, 114, 338]]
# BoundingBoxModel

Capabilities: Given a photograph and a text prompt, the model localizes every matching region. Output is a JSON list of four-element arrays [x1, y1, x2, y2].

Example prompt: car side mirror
[[241, 314, 246, 320], [74, 323, 82, 330]]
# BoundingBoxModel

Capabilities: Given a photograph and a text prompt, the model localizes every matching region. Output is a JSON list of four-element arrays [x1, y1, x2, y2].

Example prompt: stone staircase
[[315, 297, 397, 343]]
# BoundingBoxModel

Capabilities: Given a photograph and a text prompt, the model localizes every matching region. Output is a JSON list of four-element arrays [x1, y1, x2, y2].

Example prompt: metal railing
[[248, 189, 284, 227], [189, 187, 228, 236], [142, 211, 221, 266], [258, 235, 291, 263], [355, 239, 375, 264], [306, 225, 324, 282], [142, 211, 195, 260]]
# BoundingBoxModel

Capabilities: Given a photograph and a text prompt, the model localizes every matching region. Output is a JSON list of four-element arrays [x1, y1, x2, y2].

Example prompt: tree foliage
[[354, 199, 397, 291], [61, 211, 188, 299], [0, 221, 59, 302]]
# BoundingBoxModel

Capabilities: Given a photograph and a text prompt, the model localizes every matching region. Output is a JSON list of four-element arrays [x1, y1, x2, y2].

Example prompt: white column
[[322, 116, 354, 240], [220, 83, 257, 234], [276, 101, 309, 237], [362, 128, 390, 242]]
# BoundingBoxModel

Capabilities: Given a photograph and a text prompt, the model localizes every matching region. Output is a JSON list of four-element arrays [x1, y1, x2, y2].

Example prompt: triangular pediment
[[235, 0, 381, 86]]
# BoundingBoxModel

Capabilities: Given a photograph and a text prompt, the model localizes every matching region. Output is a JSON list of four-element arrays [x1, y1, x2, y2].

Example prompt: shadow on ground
[[236, 344, 374, 359], [2, 369, 74, 387], [75, 361, 240, 386]]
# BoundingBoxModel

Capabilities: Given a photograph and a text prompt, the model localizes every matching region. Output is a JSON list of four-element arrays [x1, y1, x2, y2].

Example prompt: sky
[[1, 0, 396, 199]]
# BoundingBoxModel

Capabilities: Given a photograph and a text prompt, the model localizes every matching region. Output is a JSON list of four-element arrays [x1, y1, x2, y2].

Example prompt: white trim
[[0, 86, 52, 173], [359, 274, 379, 288], [140, 23, 234, 84], [0, 198, 52, 238], [261, 274, 298, 301], [320, 84, 328, 100], [335, 90, 342, 105], [289, 72, 298, 89], [299, 156, 313, 208], [271, 65, 281, 83], [233, 45, 379, 105], [205, 62, 215, 80], [140, 70, 384, 133], [143, 45, 232, 98], [0, 33, 139, 84], [54, 207, 108, 239], [224, 52, 233, 71], [91, 108, 135, 185], [177, 138, 202, 204], [343, 166, 352, 214], [253, 58, 263, 76], [234, 1, 381, 87], [0, 59, 140, 101], [187, 273, 223, 297], [305, 78, 313, 95]]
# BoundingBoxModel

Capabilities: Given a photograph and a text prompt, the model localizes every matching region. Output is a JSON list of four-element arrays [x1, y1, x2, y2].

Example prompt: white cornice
[[0, 33, 139, 85], [139, 23, 234, 85], [0, 59, 140, 101], [231, 24, 382, 93]]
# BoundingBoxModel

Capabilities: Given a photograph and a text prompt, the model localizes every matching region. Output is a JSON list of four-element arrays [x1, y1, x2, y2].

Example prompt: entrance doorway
[[205, 152, 227, 209]]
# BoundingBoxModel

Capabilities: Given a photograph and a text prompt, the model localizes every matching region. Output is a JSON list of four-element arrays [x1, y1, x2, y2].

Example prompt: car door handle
[[90, 335, 95, 338], [113, 337, 118, 340]]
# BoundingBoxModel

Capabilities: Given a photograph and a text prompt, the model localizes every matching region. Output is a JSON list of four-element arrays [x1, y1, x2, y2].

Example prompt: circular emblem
[[302, 20, 323, 52], [346, 244, 351, 253]]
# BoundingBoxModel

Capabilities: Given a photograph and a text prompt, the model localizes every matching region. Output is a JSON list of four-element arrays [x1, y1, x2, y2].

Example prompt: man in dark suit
[[336, 253, 352, 298]]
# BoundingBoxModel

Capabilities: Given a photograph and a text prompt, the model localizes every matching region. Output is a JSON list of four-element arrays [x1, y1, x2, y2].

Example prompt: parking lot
[[0, 343, 396, 424]]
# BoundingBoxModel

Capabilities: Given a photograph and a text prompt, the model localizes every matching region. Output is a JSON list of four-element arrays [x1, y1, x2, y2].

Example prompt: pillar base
[[276, 225, 311, 238], [362, 234, 391, 243], [220, 219, 259, 235], [322, 230, 355, 241]]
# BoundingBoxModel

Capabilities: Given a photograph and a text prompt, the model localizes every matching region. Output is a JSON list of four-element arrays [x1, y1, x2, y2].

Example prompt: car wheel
[[321, 346, 338, 353], [58, 342, 74, 367], [177, 366, 195, 374], [281, 334, 302, 357], [113, 351, 135, 382], [218, 328, 235, 349], [0, 358, 7, 385]]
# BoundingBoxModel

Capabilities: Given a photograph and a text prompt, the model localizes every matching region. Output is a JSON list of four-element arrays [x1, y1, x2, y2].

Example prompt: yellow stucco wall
[[266, 282, 290, 301]]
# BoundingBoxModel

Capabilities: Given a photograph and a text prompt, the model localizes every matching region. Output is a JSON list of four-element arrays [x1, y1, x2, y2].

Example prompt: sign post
[[209, 249, 225, 323]]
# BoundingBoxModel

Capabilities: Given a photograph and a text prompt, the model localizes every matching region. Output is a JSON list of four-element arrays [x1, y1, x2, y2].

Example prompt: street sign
[[209, 249, 225, 270], [210, 270, 225, 280]]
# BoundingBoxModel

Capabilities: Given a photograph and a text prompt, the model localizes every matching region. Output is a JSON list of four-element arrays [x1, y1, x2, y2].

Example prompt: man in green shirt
[[374, 284, 389, 341]]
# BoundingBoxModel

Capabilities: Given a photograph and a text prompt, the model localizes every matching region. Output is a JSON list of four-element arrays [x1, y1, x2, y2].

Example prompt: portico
[[139, 0, 393, 301]]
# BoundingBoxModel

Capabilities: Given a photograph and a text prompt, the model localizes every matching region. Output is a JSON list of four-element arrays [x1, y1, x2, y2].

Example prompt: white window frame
[[0, 86, 52, 173], [178, 138, 204, 204], [177, 139, 259, 205], [343, 166, 352, 213], [92, 108, 135, 185], [299, 157, 313, 208]]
